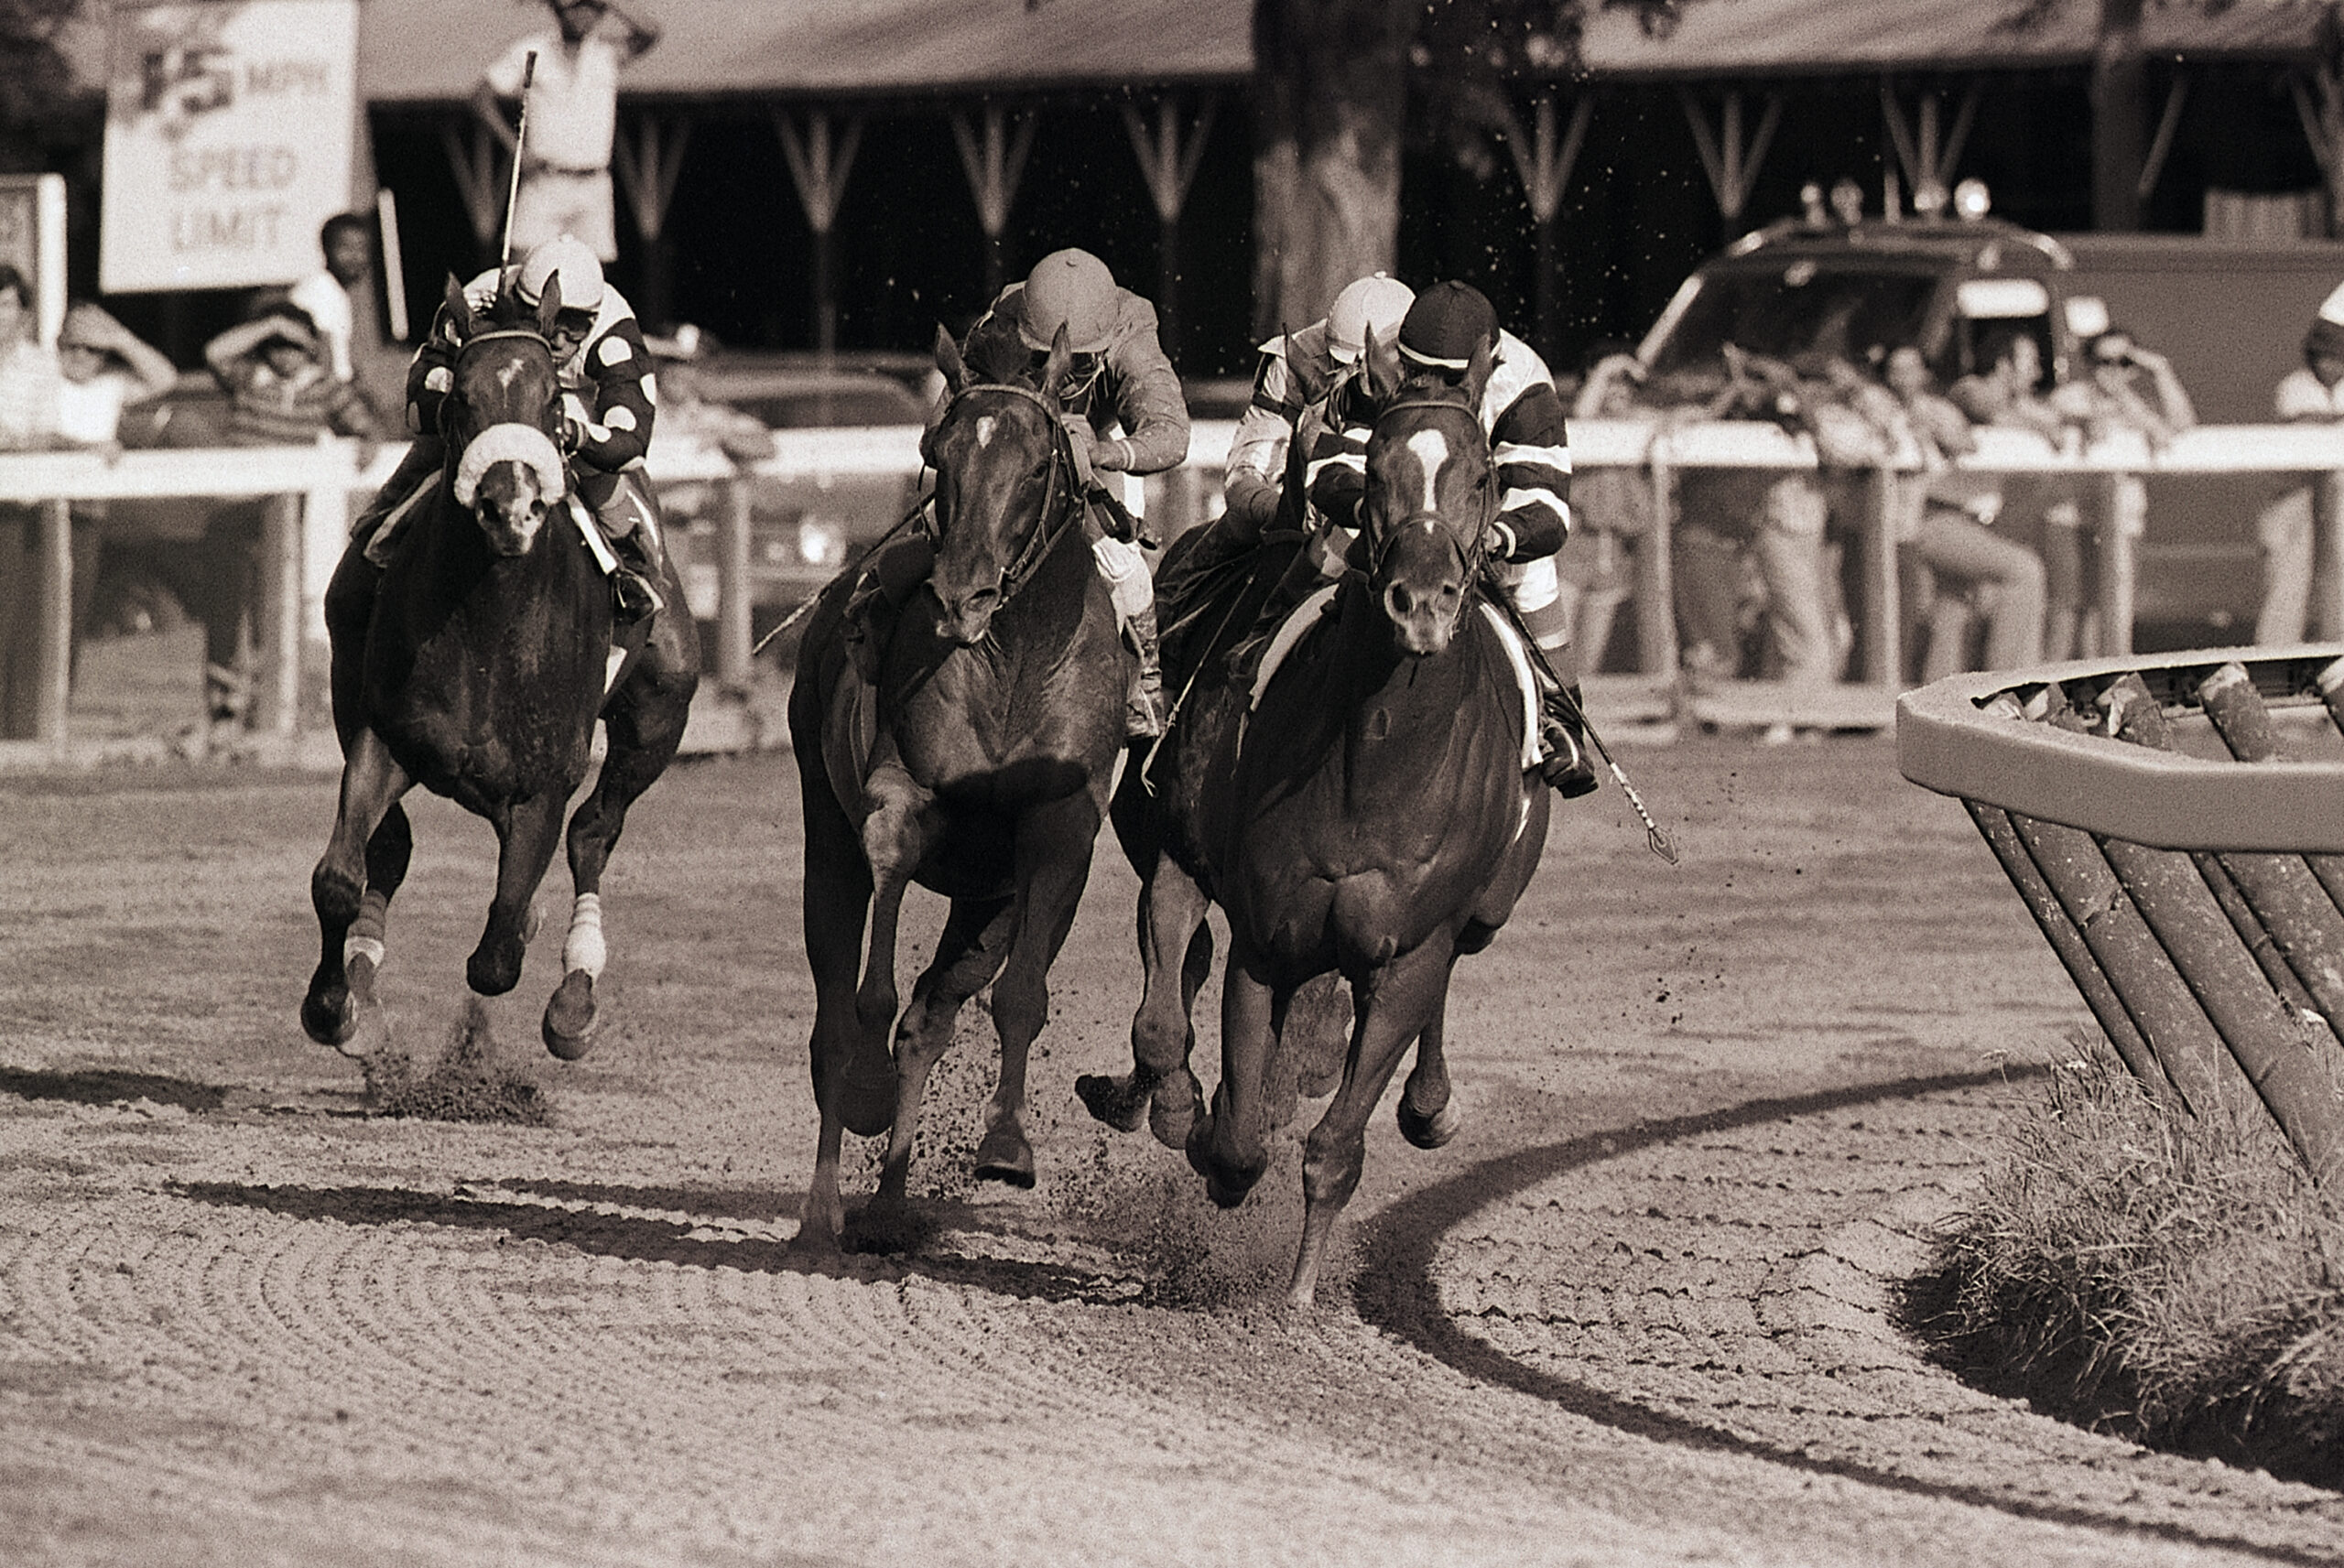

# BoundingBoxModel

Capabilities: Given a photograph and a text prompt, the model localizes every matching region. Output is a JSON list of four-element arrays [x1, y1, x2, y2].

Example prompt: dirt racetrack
[[5, 728, 2344, 1568]]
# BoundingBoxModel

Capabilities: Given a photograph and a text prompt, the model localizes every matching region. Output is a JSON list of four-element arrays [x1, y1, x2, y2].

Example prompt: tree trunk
[[1251, 0, 1410, 342], [2090, 0, 2147, 232]]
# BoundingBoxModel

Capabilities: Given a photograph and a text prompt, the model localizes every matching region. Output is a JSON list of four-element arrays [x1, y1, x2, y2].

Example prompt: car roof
[[1720, 214, 2074, 275]]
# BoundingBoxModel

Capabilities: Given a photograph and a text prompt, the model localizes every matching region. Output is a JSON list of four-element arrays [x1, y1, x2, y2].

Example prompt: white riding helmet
[[1326, 273, 1415, 364], [1019, 248, 1119, 354], [515, 235, 605, 313]]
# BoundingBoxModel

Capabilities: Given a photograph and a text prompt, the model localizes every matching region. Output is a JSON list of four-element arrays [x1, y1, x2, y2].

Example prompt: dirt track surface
[[5, 730, 2342, 1566]]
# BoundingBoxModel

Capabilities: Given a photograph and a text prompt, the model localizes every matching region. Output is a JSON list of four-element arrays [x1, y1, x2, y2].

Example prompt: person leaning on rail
[[1241, 279, 1597, 798], [346, 235, 667, 622], [841, 246, 1189, 740]]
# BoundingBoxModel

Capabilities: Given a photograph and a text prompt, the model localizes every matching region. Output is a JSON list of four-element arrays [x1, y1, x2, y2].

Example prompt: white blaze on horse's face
[[974, 416, 997, 449], [1405, 428, 1451, 518]]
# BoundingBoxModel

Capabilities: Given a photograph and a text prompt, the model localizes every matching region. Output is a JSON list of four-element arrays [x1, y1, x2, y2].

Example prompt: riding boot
[[1536, 683, 1601, 798], [589, 481, 666, 624], [1123, 600, 1167, 739], [356, 435, 447, 569], [1223, 533, 1341, 686], [842, 528, 937, 686]]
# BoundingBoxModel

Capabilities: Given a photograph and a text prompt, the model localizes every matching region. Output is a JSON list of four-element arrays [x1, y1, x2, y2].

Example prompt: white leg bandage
[[563, 892, 606, 979]]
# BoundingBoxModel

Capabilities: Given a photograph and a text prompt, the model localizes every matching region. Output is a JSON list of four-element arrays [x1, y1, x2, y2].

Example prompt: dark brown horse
[[301, 275, 700, 1062], [787, 320, 1129, 1251], [1089, 329, 1550, 1306]]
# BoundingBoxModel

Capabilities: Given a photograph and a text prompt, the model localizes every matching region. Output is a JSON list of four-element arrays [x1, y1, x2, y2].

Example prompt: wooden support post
[[716, 474, 752, 687], [34, 497, 70, 742], [1860, 469, 1903, 688], [2201, 662, 2344, 913], [2102, 672, 2344, 1048], [1968, 798, 2178, 1103], [2098, 473, 2135, 656], [251, 493, 302, 735], [1635, 455, 1678, 679]]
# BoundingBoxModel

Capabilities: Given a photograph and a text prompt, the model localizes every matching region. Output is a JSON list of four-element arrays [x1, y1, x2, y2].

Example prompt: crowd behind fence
[[5, 416, 2344, 754]]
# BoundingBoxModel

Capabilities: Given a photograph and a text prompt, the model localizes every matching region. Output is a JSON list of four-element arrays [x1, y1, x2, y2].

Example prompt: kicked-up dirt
[[3, 730, 2340, 1567]]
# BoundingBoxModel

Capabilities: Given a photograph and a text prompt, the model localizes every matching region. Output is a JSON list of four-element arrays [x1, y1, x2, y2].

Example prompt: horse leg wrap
[[563, 892, 607, 978], [343, 893, 389, 973]]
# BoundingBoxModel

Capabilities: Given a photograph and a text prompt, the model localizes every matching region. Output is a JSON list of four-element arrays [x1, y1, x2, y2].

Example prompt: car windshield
[[1647, 263, 1942, 381]]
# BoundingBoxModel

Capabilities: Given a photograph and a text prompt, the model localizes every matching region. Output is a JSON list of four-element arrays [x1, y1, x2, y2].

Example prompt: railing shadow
[[173, 1175, 1147, 1308], [0, 1064, 228, 1113]]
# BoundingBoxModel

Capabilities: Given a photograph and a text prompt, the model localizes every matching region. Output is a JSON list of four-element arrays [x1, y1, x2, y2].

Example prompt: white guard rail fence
[[5, 417, 2344, 753], [1899, 645, 2344, 1181]]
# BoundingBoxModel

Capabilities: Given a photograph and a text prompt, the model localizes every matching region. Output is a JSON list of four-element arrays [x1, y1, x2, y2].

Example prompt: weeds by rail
[[1910, 1042, 2344, 1487]]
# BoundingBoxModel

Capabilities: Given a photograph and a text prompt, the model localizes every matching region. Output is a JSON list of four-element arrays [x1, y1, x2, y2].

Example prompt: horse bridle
[[927, 380, 1083, 604], [1361, 394, 1495, 589]]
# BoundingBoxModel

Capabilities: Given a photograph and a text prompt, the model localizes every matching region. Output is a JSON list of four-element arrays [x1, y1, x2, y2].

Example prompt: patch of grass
[[361, 1000, 549, 1126], [1910, 1041, 2344, 1487]]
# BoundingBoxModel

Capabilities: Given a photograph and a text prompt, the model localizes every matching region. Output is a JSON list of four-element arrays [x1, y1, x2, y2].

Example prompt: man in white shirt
[[474, 0, 661, 265], [2255, 288, 2344, 643]]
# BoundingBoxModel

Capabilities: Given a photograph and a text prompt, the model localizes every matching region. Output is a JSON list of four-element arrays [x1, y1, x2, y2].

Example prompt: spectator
[[2038, 323, 2198, 658], [1559, 341, 1653, 676], [2254, 290, 2344, 644], [52, 303, 179, 672], [1950, 325, 2089, 658], [199, 301, 386, 731], [476, 0, 660, 265], [1886, 346, 2046, 681], [0, 262, 60, 450]]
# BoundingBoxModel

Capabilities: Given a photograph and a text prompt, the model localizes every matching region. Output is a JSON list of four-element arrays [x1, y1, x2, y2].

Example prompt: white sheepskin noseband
[[453, 422, 567, 508]]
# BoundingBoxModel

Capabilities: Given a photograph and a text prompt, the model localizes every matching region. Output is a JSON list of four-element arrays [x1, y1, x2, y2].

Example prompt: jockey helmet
[[1326, 273, 1415, 364], [1019, 248, 1119, 354], [1398, 280, 1499, 371], [516, 235, 605, 314]]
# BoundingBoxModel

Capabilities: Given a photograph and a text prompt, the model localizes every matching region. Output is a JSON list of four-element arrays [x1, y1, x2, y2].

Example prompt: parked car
[[1636, 196, 2086, 404], [651, 358, 931, 665]]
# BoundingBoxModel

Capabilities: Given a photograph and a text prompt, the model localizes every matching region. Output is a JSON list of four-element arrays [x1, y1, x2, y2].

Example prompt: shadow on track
[[173, 1175, 1146, 1308], [0, 1065, 228, 1113], [1351, 1065, 2344, 1568]]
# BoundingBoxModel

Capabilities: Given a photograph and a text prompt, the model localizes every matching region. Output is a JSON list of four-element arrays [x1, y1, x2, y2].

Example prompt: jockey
[[1263, 280, 1596, 798], [847, 246, 1188, 738], [1219, 272, 1416, 546], [350, 234, 667, 621]]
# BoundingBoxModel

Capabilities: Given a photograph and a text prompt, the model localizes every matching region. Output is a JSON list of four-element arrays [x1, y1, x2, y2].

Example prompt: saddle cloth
[[1248, 592, 1539, 771]]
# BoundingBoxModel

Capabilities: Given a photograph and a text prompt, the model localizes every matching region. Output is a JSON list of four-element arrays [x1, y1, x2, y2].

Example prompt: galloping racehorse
[[301, 276, 700, 1062], [787, 319, 1129, 1250], [1092, 328, 1550, 1306]]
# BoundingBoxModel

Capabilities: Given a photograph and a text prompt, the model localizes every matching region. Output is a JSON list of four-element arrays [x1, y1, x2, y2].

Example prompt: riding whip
[[497, 51, 538, 271], [1487, 586, 1680, 866]]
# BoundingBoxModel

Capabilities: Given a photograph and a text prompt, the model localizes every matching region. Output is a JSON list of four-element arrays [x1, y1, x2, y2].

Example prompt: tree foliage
[[0, 0, 87, 132], [1411, 0, 1691, 178]]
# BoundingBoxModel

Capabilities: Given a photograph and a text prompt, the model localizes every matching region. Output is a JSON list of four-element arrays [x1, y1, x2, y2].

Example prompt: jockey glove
[[1090, 437, 1134, 472]]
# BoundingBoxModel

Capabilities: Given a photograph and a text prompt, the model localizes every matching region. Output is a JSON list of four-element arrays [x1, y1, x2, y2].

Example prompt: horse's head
[[439, 273, 569, 558], [918, 319, 1078, 645], [1354, 324, 1498, 656]]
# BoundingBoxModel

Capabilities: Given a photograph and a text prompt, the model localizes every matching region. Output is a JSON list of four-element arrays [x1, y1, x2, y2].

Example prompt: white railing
[[5, 416, 2342, 747]]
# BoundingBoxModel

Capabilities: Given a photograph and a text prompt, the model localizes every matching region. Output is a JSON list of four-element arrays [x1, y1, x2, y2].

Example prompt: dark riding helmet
[[1398, 281, 1499, 372]]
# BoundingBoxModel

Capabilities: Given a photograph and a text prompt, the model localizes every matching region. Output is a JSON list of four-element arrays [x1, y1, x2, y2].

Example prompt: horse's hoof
[[1396, 1093, 1461, 1151], [1203, 1170, 1257, 1210], [837, 1052, 898, 1140], [1147, 1070, 1203, 1151], [1074, 1071, 1151, 1134], [300, 982, 353, 1048], [971, 1122, 1036, 1188], [542, 969, 599, 1061]]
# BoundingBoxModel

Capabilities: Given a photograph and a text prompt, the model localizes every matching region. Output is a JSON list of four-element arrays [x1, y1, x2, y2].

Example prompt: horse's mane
[[961, 310, 1043, 391]]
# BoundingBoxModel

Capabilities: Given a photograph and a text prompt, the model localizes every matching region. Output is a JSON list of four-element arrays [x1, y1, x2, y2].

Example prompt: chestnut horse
[[1091, 329, 1550, 1305], [301, 276, 700, 1062], [787, 321, 1129, 1250]]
